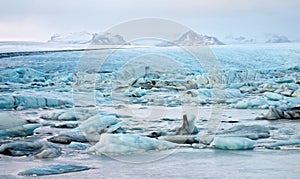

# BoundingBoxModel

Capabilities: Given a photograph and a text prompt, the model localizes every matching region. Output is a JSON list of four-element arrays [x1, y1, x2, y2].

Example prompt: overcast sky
[[0, 0, 299, 41]]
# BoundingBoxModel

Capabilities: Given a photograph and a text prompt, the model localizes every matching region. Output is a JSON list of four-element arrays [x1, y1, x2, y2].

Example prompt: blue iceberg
[[211, 136, 256, 150]]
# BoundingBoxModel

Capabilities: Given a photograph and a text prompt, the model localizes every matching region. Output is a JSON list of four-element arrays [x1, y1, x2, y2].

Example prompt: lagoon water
[[0, 43, 300, 178]]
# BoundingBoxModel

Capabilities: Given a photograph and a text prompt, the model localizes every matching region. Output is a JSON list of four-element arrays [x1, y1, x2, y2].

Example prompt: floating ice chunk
[[159, 135, 198, 144], [41, 111, 64, 120], [0, 113, 40, 137], [48, 115, 123, 144], [265, 139, 300, 149], [280, 90, 294, 97], [261, 82, 280, 89], [235, 101, 249, 109], [0, 95, 15, 109], [292, 133, 300, 139], [195, 74, 209, 86], [256, 106, 300, 120], [88, 133, 176, 155], [128, 87, 147, 97], [264, 92, 283, 101], [0, 124, 40, 137], [248, 97, 268, 108], [184, 77, 198, 89], [217, 124, 270, 140], [198, 89, 211, 98], [198, 88, 243, 99], [279, 128, 295, 135], [175, 114, 198, 135], [0, 94, 71, 109], [211, 136, 255, 150], [52, 122, 78, 129], [0, 113, 25, 128], [240, 86, 257, 93], [292, 89, 300, 97], [275, 78, 294, 84], [0, 67, 46, 83], [14, 95, 71, 109], [45, 98, 67, 107], [57, 111, 77, 121], [226, 89, 244, 98], [68, 142, 89, 150], [227, 83, 245, 89], [0, 141, 61, 158], [80, 115, 124, 142], [234, 97, 268, 109], [280, 83, 299, 91], [15, 95, 46, 108], [18, 164, 90, 176], [183, 89, 199, 98], [48, 133, 86, 144]]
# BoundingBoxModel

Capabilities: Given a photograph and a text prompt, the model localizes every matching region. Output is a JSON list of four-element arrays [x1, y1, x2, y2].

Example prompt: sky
[[0, 0, 300, 42]]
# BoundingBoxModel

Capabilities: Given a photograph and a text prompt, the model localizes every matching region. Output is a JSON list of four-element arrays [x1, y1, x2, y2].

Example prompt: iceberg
[[256, 106, 300, 120], [128, 87, 147, 97], [41, 110, 92, 121], [0, 113, 40, 137], [216, 124, 270, 140], [265, 139, 300, 149], [88, 133, 177, 155], [0, 123, 40, 137], [15, 95, 46, 109], [175, 114, 199, 135], [0, 94, 71, 110], [0, 95, 15, 109], [234, 97, 268, 109], [0, 141, 61, 158], [158, 135, 198, 144], [79, 115, 123, 142], [68, 142, 89, 150], [48, 115, 123, 144], [18, 164, 90, 176], [264, 92, 283, 101], [211, 136, 256, 150], [0, 67, 46, 83], [197, 88, 243, 99]]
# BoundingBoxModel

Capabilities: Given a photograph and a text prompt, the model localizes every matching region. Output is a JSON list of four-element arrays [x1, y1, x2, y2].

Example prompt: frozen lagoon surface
[[0, 43, 300, 178]]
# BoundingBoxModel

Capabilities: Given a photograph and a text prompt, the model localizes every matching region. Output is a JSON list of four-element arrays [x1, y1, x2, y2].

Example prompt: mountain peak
[[265, 34, 291, 43], [48, 32, 128, 45], [174, 30, 224, 45]]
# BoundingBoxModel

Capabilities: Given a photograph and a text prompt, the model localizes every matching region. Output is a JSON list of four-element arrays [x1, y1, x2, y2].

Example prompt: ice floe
[[211, 136, 256, 150], [217, 124, 270, 140], [0, 113, 40, 137], [88, 133, 177, 155], [18, 164, 90, 176], [0, 141, 61, 158]]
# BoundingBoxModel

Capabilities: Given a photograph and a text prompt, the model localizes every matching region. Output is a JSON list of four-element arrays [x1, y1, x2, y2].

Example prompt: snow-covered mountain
[[173, 30, 224, 45], [49, 31, 92, 44], [265, 34, 291, 43], [223, 34, 294, 45], [48, 31, 128, 45], [224, 35, 256, 44], [91, 33, 128, 45]]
